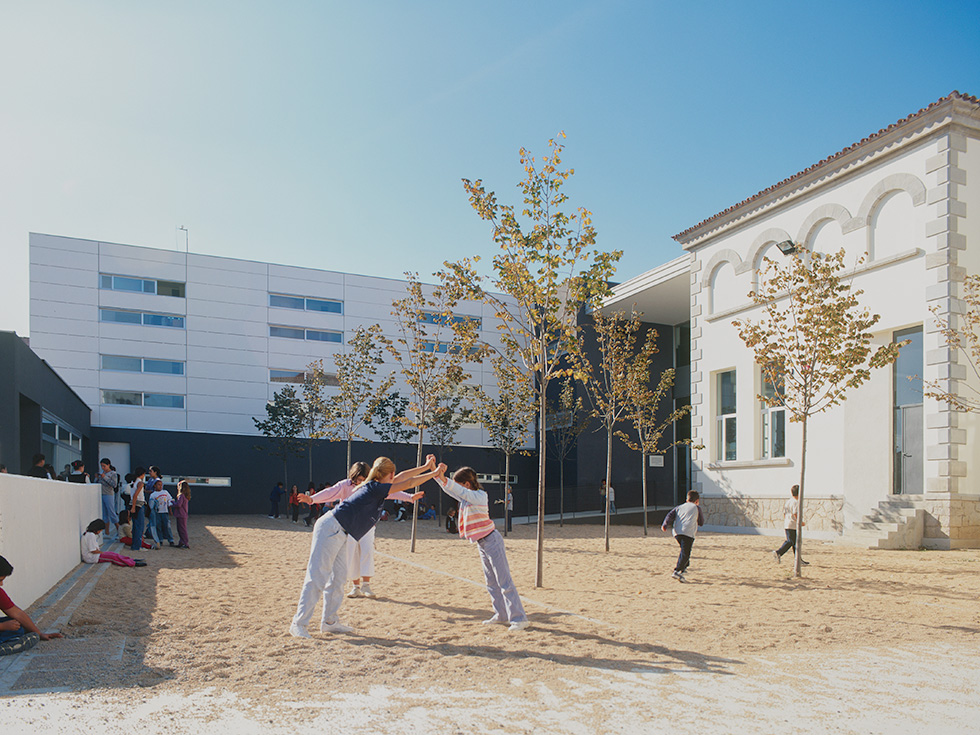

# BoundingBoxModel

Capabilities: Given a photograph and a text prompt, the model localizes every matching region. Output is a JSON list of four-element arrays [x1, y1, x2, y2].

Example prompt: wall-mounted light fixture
[[775, 240, 797, 255]]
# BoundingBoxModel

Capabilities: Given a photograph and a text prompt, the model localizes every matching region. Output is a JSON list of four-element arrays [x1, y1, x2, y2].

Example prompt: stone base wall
[[701, 495, 844, 534], [918, 493, 980, 549]]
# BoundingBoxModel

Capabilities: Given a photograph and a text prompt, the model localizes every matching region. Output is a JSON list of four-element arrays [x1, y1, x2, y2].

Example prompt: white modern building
[[606, 91, 980, 548], [28, 234, 523, 510]]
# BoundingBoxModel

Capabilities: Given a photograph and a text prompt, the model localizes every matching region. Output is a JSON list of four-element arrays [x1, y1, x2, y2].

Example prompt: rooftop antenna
[[178, 225, 189, 252]]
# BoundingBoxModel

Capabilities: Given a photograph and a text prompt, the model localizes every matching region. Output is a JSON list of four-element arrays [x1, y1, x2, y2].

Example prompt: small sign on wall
[[648, 455, 665, 468]]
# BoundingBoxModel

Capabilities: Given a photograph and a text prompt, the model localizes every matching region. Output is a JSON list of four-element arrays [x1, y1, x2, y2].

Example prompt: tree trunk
[[346, 437, 352, 472], [794, 417, 808, 578], [641, 451, 648, 536], [504, 451, 511, 537], [559, 456, 565, 528], [411, 431, 423, 553], [535, 387, 546, 588], [604, 421, 612, 552]]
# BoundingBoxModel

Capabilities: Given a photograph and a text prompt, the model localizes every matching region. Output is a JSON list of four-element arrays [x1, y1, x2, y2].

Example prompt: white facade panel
[[29, 233, 515, 453]]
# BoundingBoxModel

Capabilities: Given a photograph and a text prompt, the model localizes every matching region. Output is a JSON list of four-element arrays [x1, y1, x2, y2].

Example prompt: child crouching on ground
[[435, 467, 529, 631], [81, 520, 146, 567]]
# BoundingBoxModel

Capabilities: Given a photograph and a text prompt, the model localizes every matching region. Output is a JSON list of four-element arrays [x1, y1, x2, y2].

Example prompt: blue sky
[[2, 1, 978, 336]]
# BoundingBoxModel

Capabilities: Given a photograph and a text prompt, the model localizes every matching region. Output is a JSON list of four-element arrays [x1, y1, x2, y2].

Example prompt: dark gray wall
[[90, 426, 540, 517], [567, 317, 684, 511], [0, 331, 92, 473]]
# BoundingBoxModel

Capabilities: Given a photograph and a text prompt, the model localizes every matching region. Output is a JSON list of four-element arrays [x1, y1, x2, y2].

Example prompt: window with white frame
[[269, 293, 343, 314], [100, 273, 185, 297], [101, 355, 185, 375], [716, 370, 737, 461], [760, 370, 786, 459]]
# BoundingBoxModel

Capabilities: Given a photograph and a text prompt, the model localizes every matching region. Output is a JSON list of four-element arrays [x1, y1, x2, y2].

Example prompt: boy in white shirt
[[149, 486, 176, 546], [661, 490, 704, 582]]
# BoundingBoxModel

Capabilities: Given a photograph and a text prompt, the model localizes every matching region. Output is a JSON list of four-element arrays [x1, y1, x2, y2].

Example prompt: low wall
[[700, 495, 844, 534], [919, 493, 980, 549], [0, 474, 100, 609]]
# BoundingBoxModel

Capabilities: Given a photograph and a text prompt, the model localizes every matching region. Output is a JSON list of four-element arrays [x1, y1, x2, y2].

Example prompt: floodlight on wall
[[775, 240, 797, 255]]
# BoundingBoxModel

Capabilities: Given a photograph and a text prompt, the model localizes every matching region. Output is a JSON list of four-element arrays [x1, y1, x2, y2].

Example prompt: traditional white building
[[608, 92, 980, 548]]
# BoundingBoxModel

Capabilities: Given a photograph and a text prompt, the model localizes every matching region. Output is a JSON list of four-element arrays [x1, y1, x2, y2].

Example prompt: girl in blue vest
[[289, 455, 439, 638]]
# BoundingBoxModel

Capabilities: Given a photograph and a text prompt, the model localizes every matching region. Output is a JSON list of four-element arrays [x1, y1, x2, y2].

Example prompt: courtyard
[[1, 515, 978, 733]]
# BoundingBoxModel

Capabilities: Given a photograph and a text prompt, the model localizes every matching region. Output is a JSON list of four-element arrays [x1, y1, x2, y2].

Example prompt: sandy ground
[[2, 514, 979, 733]]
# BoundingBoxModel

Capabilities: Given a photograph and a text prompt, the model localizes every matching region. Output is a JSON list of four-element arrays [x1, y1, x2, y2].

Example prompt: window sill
[[707, 457, 792, 470]]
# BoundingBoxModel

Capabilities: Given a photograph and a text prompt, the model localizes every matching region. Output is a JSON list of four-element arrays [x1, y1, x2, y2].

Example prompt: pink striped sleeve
[[389, 491, 415, 501]]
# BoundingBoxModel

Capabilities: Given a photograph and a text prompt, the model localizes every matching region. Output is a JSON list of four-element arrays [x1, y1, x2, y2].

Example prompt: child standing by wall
[[435, 466, 529, 632], [289, 456, 437, 638], [81, 520, 145, 567], [173, 480, 191, 549], [661, 490, 704, 582], [129, 467, 148, 553]]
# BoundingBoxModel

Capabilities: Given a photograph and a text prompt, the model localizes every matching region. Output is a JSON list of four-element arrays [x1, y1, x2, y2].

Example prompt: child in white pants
[[307, 461, 415, 599], [289, 456, 438, 638]]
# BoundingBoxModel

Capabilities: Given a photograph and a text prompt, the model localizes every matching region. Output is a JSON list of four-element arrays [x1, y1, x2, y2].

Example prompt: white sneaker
[[320, 620, 353, 634], [671, 570, 686, 582], [360, 583, 376, 598], [346, 585, 362, 598], [482, 614, 506, 626], [508, 620, 530, 632], [289, 623, 311, 639]]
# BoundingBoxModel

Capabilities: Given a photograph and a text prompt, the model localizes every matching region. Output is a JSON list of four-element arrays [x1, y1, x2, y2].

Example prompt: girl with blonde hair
[[289, 456, 441, 638], [306, 461, 417, 599]]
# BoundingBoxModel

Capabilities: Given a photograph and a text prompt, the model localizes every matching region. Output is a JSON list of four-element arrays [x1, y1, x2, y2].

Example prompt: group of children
[[92, 457, 193, 558], [289, 456, 529, 638]]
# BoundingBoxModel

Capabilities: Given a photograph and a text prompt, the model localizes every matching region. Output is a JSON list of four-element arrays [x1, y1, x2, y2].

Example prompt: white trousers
[[292, 513, 349, 629], [347, 526, 375, 579]]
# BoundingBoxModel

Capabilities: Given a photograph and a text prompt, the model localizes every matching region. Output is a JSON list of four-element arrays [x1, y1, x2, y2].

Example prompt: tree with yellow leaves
[[446, 134, 620, 586], [734, 248, 903, 577]]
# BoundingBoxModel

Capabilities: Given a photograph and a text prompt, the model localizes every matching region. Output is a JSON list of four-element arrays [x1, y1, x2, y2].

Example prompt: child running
[[434, 466, 529, 631], [289, 456, 438, 638], [306, 461, 418, 600], [81, 520, 146, 567], [661, 490, 704, 582]]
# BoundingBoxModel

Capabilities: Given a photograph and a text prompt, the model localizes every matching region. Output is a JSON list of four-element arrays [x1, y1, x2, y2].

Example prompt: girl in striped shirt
[[435, 466, 529, 631]]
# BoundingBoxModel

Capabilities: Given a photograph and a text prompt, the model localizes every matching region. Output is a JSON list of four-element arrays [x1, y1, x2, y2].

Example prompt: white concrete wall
[[0, 474, 100, 610], [29, 235, 513, 448]]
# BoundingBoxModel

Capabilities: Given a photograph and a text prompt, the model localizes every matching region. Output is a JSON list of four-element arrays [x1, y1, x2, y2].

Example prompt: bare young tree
[[578, 310, 658, 551], [446, 134, 620, 587], [252, 385, 305, 489], [545, 376, 590, 527], [474, 352, 536, 536], [924, 273, 980, 413], [617, 362, 693, 537], [389, 271, 482, 551], [734, 248, 904, 577], [321, 325, 395, 469]]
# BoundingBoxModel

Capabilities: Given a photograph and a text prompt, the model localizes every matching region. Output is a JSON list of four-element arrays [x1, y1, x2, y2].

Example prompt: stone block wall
[[701, 495, 844, 533], [919, 493, 980, 549]]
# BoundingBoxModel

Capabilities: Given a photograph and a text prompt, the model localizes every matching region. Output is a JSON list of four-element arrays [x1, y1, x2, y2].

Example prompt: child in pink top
[[435, 466, 528, 631], [308, 462, 415, 599]]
